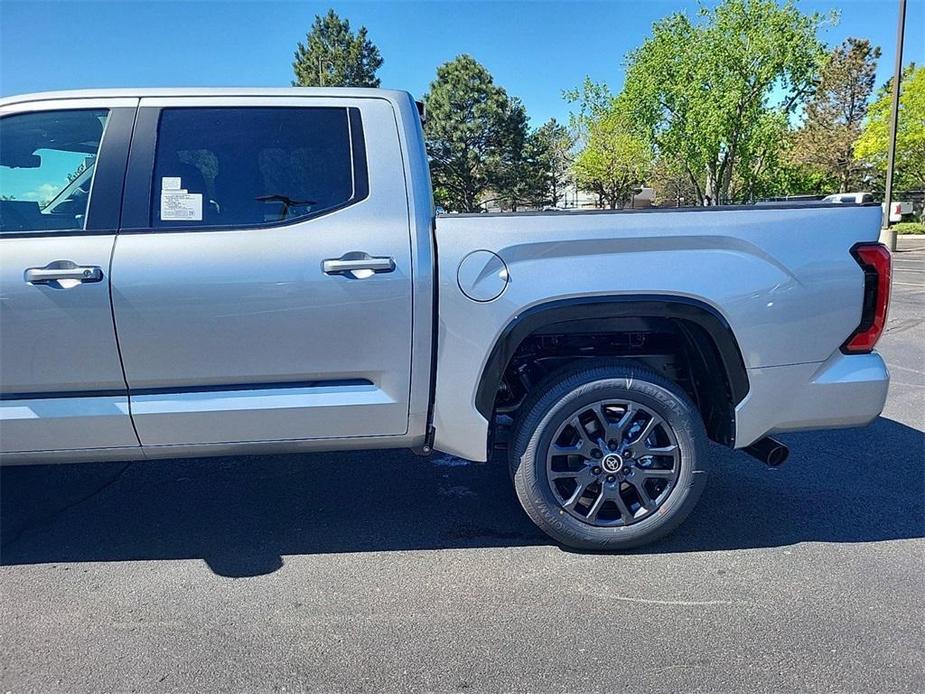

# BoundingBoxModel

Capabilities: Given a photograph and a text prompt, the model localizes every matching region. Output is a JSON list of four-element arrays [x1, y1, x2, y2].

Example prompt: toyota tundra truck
[[0, 88, 891, 549]]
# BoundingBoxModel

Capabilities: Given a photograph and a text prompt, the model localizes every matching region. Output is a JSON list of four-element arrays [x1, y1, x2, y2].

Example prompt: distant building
[[476, 185, 657, 213], [560, 184, 656, 210]]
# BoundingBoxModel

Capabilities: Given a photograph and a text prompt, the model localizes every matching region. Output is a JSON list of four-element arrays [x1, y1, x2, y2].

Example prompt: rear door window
[[0, 109, 110, 234], [149, 107, 367, 229]]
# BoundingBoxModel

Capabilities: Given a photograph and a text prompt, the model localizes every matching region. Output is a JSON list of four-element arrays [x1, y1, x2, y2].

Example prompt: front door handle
[[322, 252, 395, 279], [25, 260, 103, 286]]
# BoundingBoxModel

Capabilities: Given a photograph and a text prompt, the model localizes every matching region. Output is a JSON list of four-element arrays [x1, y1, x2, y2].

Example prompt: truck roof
[[0, 87, 414, 107]]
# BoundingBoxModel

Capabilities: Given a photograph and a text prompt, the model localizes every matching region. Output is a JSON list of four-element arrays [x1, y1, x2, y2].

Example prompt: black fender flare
[[474, 295, 750, 420]]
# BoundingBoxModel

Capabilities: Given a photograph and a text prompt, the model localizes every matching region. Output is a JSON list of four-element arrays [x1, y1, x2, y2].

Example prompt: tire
[[509, 360, 708, 550]]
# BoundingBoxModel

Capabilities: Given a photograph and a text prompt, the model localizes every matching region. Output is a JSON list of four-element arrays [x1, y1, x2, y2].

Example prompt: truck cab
[[0, 89, 436, 460]]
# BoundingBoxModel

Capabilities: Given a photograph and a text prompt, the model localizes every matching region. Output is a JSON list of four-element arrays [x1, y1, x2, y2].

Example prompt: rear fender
[[474, 295, 749, 420]]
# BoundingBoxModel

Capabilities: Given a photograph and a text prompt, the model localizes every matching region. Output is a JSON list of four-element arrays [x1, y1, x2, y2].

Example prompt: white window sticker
[[161, 176, 182, 191], [160, 190, 203, 221]]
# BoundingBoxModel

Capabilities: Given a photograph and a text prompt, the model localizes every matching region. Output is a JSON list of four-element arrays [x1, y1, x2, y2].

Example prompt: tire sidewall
[[513, 369, 707, 550]]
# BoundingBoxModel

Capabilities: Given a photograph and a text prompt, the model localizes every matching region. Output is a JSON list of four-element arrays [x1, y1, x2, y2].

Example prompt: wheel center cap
[[601, 453, 624, 473]]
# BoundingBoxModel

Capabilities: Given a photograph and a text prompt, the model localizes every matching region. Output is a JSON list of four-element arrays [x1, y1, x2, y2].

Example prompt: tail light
[[841, 243, 892, 353]]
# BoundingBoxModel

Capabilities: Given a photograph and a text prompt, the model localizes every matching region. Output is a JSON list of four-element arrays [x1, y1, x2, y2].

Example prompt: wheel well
[[476, 297, 748, 447]]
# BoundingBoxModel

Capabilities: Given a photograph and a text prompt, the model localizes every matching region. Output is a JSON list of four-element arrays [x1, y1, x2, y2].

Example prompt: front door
[[111, 96, 414, 446], [0, 99, 139, 454]]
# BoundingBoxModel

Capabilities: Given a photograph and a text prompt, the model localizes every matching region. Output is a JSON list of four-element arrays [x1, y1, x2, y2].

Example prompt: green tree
[[749, 160, 837, 199], [649, 156, 699, 207], [508, 118, 573, 208], [739, 128, 838, 199], [489, 99, 531, 211], [791, 38, 881, 192], [572, 105, 652, 209], [564, 77, 614, 145], [733, 110, 800, 200], [856, 64, 925, 192], [621, 0, 829, 205], [292, 9, 383, 87], [532, 119, 573, 206], [423, 55, 528, 212]]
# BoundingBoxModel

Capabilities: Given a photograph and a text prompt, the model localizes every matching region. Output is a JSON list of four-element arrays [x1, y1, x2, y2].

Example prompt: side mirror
[[1, 152, 41, 168]]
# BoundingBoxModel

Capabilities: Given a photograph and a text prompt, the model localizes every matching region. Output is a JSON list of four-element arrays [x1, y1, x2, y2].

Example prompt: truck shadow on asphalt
[[1, 416, 922, 578]]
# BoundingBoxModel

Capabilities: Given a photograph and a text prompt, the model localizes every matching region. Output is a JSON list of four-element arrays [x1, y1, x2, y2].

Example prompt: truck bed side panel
[[432, 205, 885, 461]]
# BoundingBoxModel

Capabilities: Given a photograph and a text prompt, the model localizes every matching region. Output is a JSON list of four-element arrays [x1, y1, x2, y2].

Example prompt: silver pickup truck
[[0, 88, 891, 549]]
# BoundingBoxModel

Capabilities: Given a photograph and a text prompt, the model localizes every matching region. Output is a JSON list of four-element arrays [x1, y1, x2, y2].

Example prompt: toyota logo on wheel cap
[[601, 453, 624, 473]]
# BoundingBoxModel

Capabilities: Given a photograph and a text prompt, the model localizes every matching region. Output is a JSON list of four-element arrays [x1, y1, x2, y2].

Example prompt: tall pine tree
[[292, 9, 383, 88], [792, 38, 881, 192], [423, 55, 528, 212]]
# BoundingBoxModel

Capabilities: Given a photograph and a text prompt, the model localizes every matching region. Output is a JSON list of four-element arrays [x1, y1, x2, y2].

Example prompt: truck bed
[[431, 203, 887, 460]]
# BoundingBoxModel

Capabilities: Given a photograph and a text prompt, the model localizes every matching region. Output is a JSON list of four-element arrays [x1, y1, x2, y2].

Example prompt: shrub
[[892, 222, 925, 235]]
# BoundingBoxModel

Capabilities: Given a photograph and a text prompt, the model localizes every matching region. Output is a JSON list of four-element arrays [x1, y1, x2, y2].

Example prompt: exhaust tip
[[744, 437, 790, 467]]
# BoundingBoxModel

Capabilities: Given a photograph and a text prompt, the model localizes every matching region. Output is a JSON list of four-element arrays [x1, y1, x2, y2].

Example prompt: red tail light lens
[[841, 243, 892, 353]]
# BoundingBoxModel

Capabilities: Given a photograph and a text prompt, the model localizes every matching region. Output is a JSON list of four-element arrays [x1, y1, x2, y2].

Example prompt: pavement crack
[[608, 595, 735, 606], [885, 318, 924, 335], [1, 462, 134, 552]]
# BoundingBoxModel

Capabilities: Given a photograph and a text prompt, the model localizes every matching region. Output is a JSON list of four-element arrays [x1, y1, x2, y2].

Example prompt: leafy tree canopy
[[856, 64, 925, 192], [293, 9, 383, 87], [621, 0, 830, 204], [564, 77, 614, 145], [571, 102, 652, 209]]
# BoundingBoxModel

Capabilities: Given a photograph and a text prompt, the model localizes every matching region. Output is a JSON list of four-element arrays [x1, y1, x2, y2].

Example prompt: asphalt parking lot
[[2, 237, 923, 693]]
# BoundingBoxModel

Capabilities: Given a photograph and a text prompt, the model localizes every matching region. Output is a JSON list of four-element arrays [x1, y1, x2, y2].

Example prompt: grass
[[892, 222, 925, 235]]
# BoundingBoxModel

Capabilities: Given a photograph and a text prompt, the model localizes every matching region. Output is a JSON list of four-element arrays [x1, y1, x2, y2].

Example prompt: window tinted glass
[[0, 109, 110, 234], [151, 107, 360, 229]]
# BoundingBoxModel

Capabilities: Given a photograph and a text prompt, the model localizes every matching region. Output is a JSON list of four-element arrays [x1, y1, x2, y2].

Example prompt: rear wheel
[[509, 361, 708, 550]]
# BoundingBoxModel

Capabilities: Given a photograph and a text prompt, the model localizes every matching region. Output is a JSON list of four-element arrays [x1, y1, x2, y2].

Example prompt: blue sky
[[1, 0, 923, 127]]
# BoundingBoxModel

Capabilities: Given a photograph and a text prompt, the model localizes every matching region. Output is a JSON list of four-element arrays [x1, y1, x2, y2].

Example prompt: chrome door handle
[[25, 261, 103, 285], [323, 258, 395, 273], [322, 252, 395, 278]]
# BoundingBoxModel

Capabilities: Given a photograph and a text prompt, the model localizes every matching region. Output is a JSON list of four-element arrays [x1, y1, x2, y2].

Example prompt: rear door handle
[[25, 261, 103, 286], [322, 252, 395, 278]]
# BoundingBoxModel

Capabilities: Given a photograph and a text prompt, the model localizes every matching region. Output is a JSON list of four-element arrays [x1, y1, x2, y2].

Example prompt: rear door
[[112, 96, 414, 446], [0, 98, 139, 454]]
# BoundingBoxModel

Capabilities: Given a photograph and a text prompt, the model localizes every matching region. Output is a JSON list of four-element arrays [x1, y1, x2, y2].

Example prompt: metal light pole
[[882, 0, 907, 250]]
